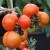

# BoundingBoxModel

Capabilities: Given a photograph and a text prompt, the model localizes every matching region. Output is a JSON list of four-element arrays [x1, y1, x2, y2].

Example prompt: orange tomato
[[2, 13, 18, 31], [3, 31, 22, 48], [38, 11, 49, 25], [19, 40, 27, 49], [22, 3, 39, 17]]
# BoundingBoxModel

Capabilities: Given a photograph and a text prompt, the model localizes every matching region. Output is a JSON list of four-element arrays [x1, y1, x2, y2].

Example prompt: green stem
[[15, 7, 22, 16], [6, 0, 13, 8], [10, 0, 13, 9], [6, 0, 15, 13]]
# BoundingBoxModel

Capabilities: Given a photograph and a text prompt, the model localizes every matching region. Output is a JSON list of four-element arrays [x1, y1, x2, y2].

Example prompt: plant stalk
[[15, 7, 22, 16]]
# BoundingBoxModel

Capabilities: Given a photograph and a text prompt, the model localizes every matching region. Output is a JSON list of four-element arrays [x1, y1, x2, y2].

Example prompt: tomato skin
[[38, 11, 49, 25], [38, 22, 46, 27], [2, 13, 18, 31], [22, 3, 39, 17], [22, 30, 28, 41], [26, 25, 35, 34], [22, 48, 30, 50], [19, 40, 27, 49], [18, 15, 31, 29], [3, 31, 22, 48]]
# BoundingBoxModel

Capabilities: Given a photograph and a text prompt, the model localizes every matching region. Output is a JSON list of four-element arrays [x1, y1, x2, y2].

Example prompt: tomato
[[19, 40, 27, 49], [22, 3, 39, 17], [22, 48, 30, 50], [3, 31, 22, 48], [2, 13, 18, 31], [18, 15, 31, 29], [26, 25, 35, 34], [22, 30, 28, 41], [38, 11, 49, 25], [38, 22, 46, 27]]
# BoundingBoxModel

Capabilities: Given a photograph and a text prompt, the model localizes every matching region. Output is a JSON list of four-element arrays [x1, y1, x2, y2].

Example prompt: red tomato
[[22, 3, 39, 17], [18, 15, 31, 29], [19, 40, 27, 49], [2, 13, 18, 31], [22, 48, 30, 50]]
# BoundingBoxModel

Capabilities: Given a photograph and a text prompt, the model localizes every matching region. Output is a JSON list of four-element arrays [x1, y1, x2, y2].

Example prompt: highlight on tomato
[[18, 15, 31, 29], [3, 31, 22, 48], [22, 3, 39, 17], [2, 13, 18, 31]]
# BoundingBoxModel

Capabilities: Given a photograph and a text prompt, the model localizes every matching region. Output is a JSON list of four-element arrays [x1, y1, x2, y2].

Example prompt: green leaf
[[22, 0, 30, 4], [37, 0, 41, 3], [14, 0, 30, 11], [44, 24, 50, 38], [41, 0, 50, 15], [46, 0, 50, 8], [0, 0, 3, 6]]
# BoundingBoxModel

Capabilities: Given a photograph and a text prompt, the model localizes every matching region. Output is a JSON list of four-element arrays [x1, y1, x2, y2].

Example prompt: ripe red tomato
[[22, 3, 39, 17], [3, 31, 22, 48], [38, 11, 49, 25], [18, 15, 31, 29], [22, 48, 30, 50], [19, 40, 27, 49], [2, 13, 18, 31]]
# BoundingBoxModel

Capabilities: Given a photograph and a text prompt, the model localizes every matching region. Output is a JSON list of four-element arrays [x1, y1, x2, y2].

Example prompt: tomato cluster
[[2, 3, 49, 49]]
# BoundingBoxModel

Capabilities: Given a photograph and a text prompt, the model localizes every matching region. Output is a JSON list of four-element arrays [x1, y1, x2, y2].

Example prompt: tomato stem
[[6, 0, 13, 9], [15, 7, 22, 16]]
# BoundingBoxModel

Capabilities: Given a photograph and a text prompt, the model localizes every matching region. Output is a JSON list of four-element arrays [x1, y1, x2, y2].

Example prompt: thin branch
[[9, 0, 13, 9]]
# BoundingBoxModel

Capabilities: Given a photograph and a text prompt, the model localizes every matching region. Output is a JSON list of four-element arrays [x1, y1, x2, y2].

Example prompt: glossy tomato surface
[[3, 31, 22, 48], [23, 3, 39, 17], [38, 11, 49, 25], [18, 15, 31, 29], [2, 13, 18, 31]]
